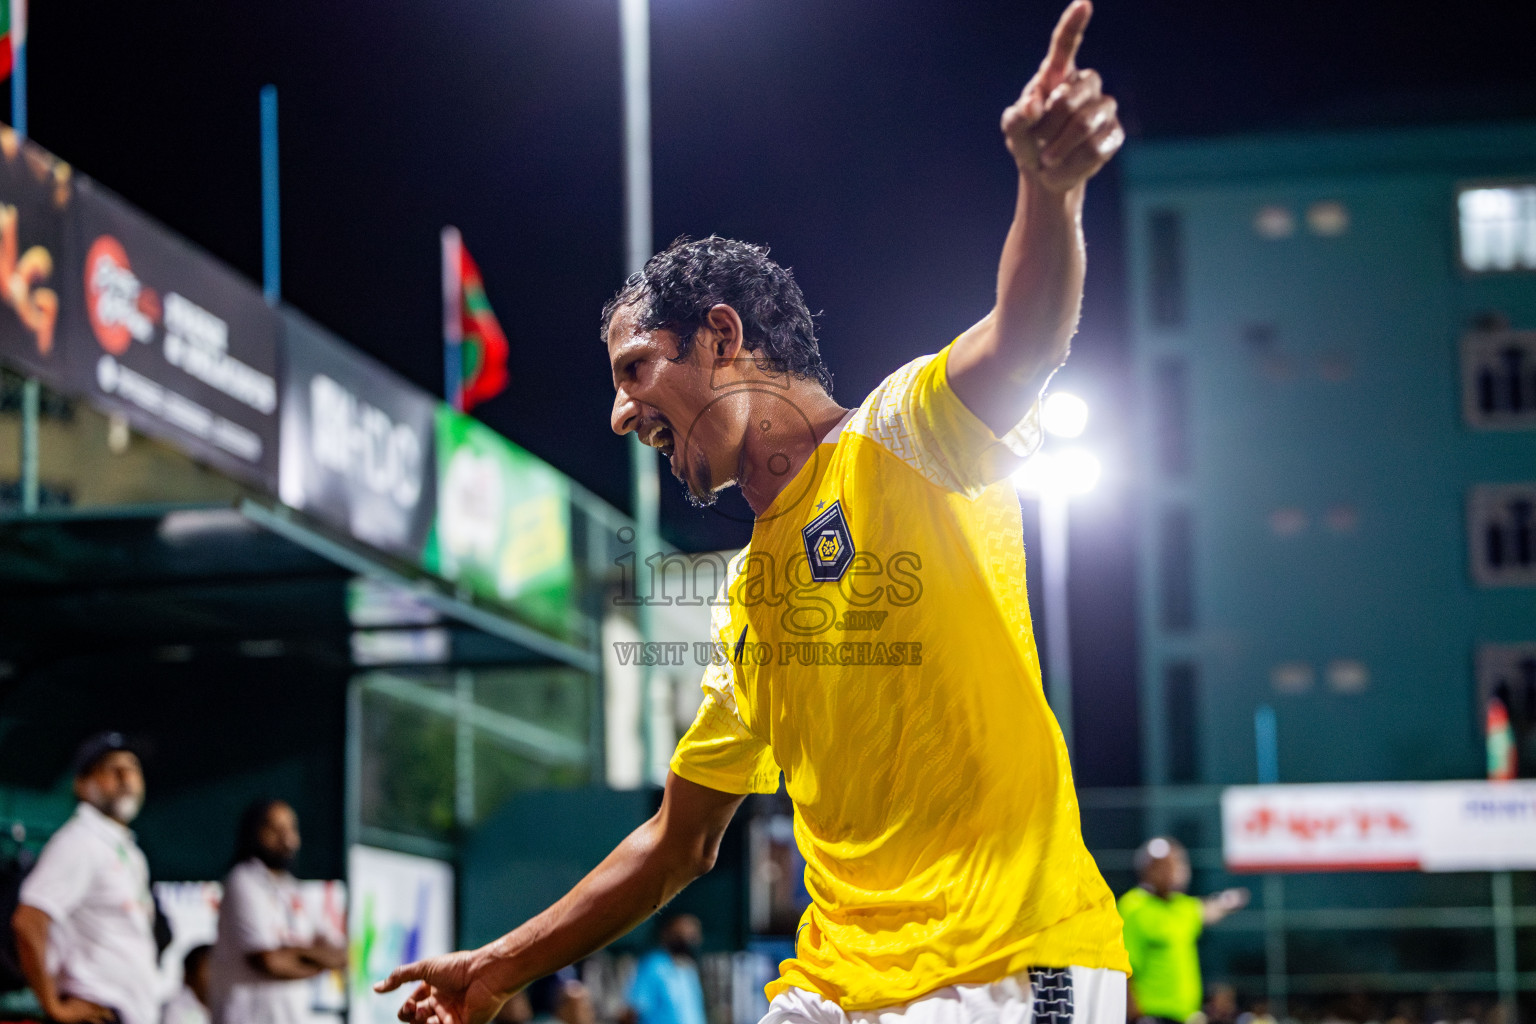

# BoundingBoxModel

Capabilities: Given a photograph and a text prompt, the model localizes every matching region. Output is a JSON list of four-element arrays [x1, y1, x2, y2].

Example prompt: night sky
[[27, 0, 1536, 785]]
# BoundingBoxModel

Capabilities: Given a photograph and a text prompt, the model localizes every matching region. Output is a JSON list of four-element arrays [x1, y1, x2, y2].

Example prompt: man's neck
[[736, 383, 847, 516], [78, 800, 131, 833]]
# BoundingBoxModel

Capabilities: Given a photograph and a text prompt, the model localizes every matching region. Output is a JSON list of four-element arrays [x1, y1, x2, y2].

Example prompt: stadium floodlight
[[1042, 391, 1089, 438]]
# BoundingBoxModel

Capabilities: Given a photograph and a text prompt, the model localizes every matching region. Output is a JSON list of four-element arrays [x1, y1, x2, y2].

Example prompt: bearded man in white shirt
[[12, 732, 161, 1024], [207, 799, 346, 1024]]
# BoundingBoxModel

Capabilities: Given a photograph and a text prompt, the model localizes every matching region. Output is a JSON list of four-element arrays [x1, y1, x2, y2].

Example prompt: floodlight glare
[[1055, 448, 1102, 495], [1012, 447, 1101, 497], [1011, 452, 1056, 496], [1042, 391, 1089, 438]]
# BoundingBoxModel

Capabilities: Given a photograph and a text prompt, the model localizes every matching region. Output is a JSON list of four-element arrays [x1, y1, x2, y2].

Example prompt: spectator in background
[[528, 970, 597, 1024], [207, 799, 346, 1024], [1118, 838, 1249, 1024], [11, 732, 161, 1024], [624, 915, 705, 1024], [162, 945, 213, 1024], [1202, 983, 1237, 1024]]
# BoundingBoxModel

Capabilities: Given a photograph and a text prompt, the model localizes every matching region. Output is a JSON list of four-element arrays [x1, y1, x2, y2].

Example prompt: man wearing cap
[[11, 732, 161, 1024]]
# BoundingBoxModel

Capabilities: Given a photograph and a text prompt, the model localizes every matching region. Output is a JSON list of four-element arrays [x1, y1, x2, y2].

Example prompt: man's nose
[[611, 388, 640, 437]]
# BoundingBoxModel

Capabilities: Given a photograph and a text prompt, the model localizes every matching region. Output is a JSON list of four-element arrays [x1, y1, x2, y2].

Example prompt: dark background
[[25, 0, 1536, 785]]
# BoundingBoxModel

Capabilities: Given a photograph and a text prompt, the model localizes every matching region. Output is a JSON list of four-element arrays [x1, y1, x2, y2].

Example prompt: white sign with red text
[[1222, 781, 1536, 873]]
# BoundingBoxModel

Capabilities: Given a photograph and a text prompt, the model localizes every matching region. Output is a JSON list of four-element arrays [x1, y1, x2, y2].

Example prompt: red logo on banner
[[85, 234, 159, 355]]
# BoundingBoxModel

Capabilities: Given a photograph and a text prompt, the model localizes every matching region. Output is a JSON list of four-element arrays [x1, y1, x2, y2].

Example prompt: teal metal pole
[[14, 8, 36, 514], [11, 4, 25, 140], [259, 85, 280, 305], [20, 377, 38, 513], [1255, 704, 1279, 784]]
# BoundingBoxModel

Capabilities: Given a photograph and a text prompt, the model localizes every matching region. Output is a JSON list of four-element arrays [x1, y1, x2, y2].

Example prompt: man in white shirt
[[207, 799, 345, 1024], [12, 732, 161, 1024]]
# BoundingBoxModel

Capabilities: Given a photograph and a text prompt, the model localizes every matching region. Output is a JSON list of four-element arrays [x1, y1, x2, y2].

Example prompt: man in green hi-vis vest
[[1118, 838, 1250, 1024]]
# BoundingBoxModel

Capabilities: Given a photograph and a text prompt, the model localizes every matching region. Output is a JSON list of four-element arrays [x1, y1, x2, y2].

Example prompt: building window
[[1163, 662, 1199, 784], [1148, 209, 1186, 328], [1461, 328, 1536, 429], [1152, 357, 1191, 477], [1158, 505, 1195, 631], [1458, 184, 1536, 272], [1468, 483, 1536, 587]]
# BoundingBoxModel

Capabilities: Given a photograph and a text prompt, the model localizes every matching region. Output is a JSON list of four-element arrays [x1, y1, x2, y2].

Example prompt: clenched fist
[[1002, 1, 1123, 193]]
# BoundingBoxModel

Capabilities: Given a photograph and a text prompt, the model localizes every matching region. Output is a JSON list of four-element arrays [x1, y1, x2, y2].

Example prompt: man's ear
[[705, 304, 745, 362]]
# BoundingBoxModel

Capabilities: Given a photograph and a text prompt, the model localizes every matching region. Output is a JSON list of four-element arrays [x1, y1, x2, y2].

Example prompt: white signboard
[[1223, 781, 1536, 872], [347, 846, 455, 1024]]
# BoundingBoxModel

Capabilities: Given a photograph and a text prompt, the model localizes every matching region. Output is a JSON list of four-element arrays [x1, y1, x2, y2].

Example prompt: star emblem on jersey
[[802, 500, 854, 582]]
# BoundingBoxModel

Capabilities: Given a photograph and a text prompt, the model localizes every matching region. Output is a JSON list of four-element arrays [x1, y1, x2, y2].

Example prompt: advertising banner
[[279, 312, 437, 559], [347, 846, 454, 1024], [1222, 780, 1536, 873], [423, 406, 572, 630], [0, 126, 75, 384], [61, 179, 281, 490]]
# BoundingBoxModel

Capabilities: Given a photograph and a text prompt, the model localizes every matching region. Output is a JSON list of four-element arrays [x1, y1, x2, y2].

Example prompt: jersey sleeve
[[670, 663, 780, 795], [846, 343, 1042, 497], [669, 559, 780, 796], [19, 824, 95, 922]]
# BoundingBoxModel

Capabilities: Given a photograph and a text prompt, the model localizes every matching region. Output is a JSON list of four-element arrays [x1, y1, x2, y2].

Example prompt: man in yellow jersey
[[377, 3, 1127, 1024]]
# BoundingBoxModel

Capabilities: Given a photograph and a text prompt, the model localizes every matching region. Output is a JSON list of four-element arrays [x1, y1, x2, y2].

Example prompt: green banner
[[423, 406, 572, 632]]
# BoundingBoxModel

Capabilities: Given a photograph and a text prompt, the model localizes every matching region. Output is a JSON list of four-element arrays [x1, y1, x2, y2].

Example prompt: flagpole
[[13, 0, 37, 516], [260, 85, 280, 305], [442, 226, 464, 411], [10, 0, 24, 139]]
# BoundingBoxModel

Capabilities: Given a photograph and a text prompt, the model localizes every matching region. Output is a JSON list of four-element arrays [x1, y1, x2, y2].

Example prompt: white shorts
[[760, 967, 1127, 1024]]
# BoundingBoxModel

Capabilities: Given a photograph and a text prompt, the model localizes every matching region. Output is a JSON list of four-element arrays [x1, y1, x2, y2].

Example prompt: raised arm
[[948, 0, 1123, 436], [377, 772, 744, 1024]]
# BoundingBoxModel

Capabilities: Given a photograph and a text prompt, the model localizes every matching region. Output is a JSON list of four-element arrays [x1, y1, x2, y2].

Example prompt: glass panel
[[359, 686, 457, 841], [472, 733, 588, 823], [472, 667, 590, 745]]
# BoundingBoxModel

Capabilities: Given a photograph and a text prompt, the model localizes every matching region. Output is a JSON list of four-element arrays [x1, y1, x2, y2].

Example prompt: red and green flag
[[1488, 694, 1516, 781], [441, 226, 509, 412], [0, 1, 24, 82]]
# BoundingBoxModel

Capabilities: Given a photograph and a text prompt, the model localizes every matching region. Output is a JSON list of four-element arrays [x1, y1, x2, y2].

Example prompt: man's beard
[[256, 847, 296, 872], [677, 449, 718, 509], [91, 790, 142, 825]]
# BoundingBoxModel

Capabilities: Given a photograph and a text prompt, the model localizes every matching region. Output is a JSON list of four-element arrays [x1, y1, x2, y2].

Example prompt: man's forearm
[[474, 814, 709, 999], [12, 906, 60, 1014], [991, 174, 1085, 382]]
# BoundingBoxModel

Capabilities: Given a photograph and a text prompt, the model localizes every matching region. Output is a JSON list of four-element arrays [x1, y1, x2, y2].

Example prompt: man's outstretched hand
[[375, 950, 508, 1024], [1002, 0, 1123, 192]]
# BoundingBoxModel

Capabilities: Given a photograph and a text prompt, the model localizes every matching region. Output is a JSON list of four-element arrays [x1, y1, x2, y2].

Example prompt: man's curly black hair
[[601, 235, 833, 394]]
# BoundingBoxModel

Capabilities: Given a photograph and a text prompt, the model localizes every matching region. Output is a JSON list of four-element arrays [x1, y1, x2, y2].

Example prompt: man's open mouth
[[643, 421, 676, 459]]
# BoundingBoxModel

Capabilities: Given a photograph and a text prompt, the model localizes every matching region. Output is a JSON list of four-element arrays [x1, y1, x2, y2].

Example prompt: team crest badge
[[802, 500, 854, 582]]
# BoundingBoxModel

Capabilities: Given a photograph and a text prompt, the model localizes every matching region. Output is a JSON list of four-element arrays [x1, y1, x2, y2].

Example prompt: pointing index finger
[[1040, 0, 1093, 82]]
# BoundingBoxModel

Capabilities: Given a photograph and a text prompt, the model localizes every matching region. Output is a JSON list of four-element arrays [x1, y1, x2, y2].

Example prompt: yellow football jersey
[[671, 344, 1129, 1011]]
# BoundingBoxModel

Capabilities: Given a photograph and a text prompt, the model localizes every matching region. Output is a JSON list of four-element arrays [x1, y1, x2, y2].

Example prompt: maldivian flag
[[0, 0, 25, 82], [1488, 695, 1516, 781], [441, 226, 509, 412]]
